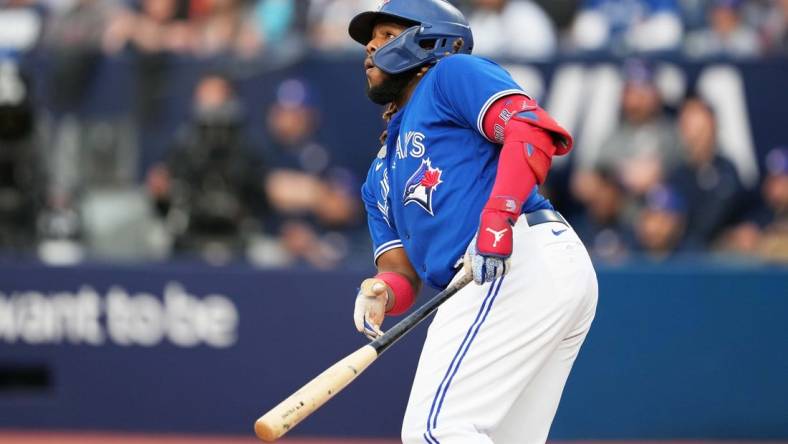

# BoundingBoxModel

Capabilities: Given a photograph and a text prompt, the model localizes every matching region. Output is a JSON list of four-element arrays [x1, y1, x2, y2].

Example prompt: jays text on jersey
[[361, 54, 554, 289]]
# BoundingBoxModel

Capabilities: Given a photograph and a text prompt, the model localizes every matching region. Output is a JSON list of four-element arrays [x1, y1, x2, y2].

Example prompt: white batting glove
[[353, 278, 390, 340], [464, 235, 511, 285]]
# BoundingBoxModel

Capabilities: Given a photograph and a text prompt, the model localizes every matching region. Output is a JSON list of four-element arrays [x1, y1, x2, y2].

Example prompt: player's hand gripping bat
[[254, 272, 473, 442]]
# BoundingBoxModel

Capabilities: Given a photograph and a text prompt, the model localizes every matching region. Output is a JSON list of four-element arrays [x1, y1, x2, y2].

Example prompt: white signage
[[0, 282, 239, 348]]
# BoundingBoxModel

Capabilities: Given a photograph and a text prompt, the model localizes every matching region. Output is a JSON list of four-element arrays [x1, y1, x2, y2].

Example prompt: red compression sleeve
[[376, 272, 415, 315], [481, 95, 557, 211]]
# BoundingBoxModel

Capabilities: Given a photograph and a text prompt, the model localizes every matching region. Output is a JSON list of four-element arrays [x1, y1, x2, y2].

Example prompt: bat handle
[[370, 272, 472, 355]]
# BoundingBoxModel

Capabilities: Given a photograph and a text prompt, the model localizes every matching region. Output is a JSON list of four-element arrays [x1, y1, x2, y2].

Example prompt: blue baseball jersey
[[361, 54, 553, 289]]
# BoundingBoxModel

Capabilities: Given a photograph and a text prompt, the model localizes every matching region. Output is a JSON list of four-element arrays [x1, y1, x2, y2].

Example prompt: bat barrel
[[254, 345, 378, 442], [253, 273, 472, 441]]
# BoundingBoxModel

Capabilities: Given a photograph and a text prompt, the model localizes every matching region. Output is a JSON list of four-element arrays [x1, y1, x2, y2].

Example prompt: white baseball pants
[[401, 215, 598, 444]]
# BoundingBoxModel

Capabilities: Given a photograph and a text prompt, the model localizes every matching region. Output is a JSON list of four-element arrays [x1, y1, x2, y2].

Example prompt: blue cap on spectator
[[275, 78, 318, 110], [622, 58, 656, 86], [645, 184, 686, 214], [765, 147, 788, 176]]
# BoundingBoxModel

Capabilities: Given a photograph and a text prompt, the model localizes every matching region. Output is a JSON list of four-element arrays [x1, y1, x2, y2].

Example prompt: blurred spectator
[[0, 0, 43, 55], [573, 167, 636, 262], [103, 0, 190, 55], [532, 0, 582, 31], [678, 0, 711, 31], [0, 59, 41, 251], [684, 0, 760, 58], [103, 0, 190, 125], [635, 184, 687, 259], [42, 0, 117, 112], [574, 59, 680, 202], [188, 0, 263, 59], [38, 0, 140, 256], [264, 78, 361, 269], [759, 0, 788, 55], [720, 147, 788, 262], [105, 0, 307, 60], [146, 74, 268, 263], [252, 0, 309, 53], [468, 0, 557, 59], [668, 97, 743, 248], [307, 0, 378, 51], [250, 0, 297, 45], [570, 0, 684, 54]]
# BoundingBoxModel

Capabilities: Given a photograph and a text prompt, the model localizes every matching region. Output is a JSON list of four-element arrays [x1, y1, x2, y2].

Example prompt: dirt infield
[[0, 431, 396, 444], [0, 432, 785, 444]]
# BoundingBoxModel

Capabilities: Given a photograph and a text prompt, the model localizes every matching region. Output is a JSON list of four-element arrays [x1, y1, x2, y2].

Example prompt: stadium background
[[1, 0, 787, 442]]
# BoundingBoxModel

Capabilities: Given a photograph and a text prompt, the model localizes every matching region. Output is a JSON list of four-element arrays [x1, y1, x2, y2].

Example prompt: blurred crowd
[[0, 0, 784, 60], [0, 0, 786, 268], [562, 60, 788, 263]]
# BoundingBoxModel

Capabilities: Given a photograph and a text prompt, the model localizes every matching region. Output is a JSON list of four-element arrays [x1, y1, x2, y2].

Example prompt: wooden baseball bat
[[254, 272, 473, 442]]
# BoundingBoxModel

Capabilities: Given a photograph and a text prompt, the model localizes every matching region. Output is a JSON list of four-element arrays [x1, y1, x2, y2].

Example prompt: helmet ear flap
[[372, 22, 474, 75], [418, 21, 474, 55], [372, 26, 431, 75]]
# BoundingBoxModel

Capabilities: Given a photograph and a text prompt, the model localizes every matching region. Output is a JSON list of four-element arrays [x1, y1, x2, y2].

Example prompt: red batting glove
[[476, 196, 521, 258], [464, 196, 521, 284]]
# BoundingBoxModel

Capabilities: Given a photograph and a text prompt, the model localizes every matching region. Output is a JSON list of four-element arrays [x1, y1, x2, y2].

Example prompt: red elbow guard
[[482, 94, 574, 158], [376, 271, 415, 316], [503, 116, 555, 184], [481, 94, 574, 213]]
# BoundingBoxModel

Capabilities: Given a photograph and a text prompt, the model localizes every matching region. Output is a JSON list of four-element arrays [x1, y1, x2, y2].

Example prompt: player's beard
[[366, 68, 418, 105]]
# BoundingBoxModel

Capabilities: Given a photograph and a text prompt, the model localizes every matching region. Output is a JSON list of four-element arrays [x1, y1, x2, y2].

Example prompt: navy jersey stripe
[[424, 274, 506, 441]]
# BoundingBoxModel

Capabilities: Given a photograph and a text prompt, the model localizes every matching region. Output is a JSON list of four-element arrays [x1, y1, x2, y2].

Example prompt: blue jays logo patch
[[403, 159, 443, 216]]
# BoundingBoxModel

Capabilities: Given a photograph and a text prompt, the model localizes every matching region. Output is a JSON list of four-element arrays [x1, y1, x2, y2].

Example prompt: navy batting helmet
[[348, 0, 473, 75]]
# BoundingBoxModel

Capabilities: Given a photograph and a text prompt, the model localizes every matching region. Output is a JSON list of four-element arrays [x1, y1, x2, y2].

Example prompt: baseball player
[[349, 1, 598, 442]]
